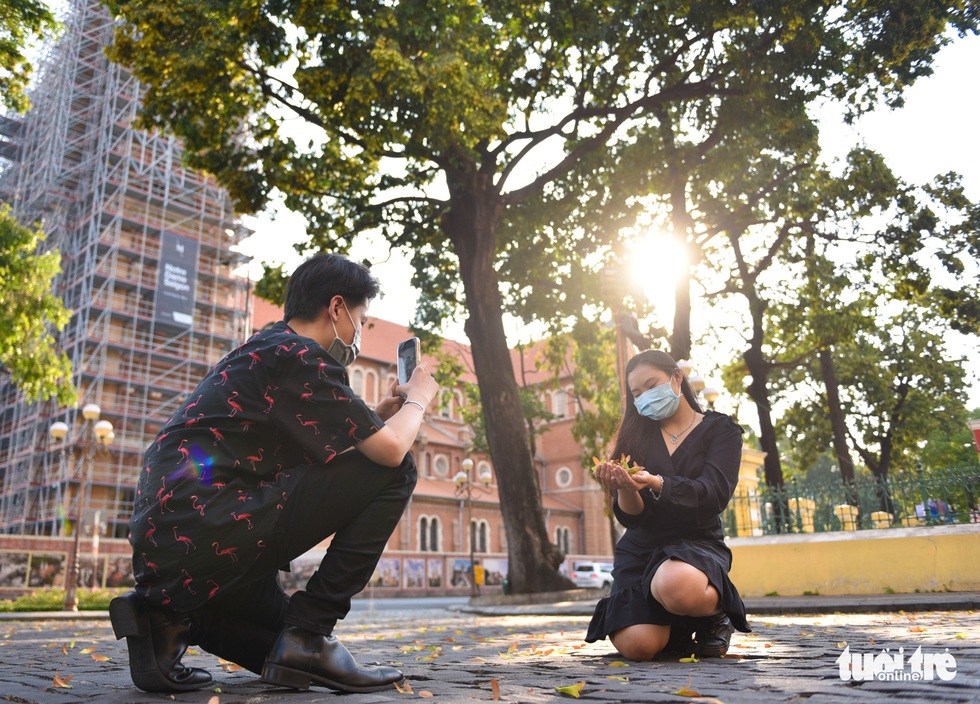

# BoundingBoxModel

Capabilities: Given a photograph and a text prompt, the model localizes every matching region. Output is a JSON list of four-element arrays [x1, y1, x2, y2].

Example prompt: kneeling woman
[[586, 350, 750, 660]]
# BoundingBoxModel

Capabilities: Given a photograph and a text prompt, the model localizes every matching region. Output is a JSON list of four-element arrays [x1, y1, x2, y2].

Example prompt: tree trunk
[[817, 347, 858, 505], [443, 173, 571, 594]]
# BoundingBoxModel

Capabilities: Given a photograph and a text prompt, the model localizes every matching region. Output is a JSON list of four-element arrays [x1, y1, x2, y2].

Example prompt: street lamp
[[703, 386, 720, 411], [50, 404, 114, 611], [454, 457, 493, 597]]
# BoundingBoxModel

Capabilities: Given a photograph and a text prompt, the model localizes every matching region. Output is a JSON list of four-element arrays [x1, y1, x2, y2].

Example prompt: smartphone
[[397, 337, 421, 386]]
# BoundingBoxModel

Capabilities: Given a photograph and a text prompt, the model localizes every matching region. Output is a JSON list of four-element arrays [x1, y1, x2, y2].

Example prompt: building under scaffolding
[[0, 0, 253, 539]]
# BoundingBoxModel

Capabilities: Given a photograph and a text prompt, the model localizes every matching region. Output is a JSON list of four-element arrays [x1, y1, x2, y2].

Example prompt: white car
[[570, 562, 614, 589]]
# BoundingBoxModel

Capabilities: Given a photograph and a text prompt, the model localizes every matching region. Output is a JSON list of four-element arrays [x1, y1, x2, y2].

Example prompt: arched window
[[350, 368, 365, 397], [555, 526, 571, 556], [552, 388, 568, 418], [418, 515, 441, 552], [470, 519, 489, 553], [364, 369, 379, 404], [429, 516, 441, 552], [454, 391, 464, 420], [419, 516, 429, 552]]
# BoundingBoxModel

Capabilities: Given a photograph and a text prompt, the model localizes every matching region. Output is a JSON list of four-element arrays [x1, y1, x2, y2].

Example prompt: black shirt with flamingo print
[[129, 321, 384, 612]]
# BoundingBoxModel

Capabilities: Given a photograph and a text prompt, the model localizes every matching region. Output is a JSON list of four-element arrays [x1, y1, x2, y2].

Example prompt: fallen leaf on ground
[[835, 642, 847, 648], [491, 677, 500, 701], [679, 655, 700, 663], [61, 643, 68, 655], [418, 691, 433, 698], [555, 681, 586, 698], [607, 676, 629, 681], [608, 661, 629, 667], [92, 654, 112, 662], [673, 676, 701, 697], [909, 627, 926, 633], [80, 647, 96, 654], [52, 672, 74, 688]]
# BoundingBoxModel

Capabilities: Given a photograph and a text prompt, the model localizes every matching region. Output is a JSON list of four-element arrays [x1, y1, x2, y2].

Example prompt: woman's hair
[[284, 253, 382, 323], [611, 349, 704, 463]]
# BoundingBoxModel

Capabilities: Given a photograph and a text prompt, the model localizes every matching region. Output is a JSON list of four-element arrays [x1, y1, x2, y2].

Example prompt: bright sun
[[626, 234, 688, 324]]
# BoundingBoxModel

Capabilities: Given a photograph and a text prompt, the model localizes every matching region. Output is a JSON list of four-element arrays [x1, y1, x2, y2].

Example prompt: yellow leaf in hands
[[555, 681, 586, 698]]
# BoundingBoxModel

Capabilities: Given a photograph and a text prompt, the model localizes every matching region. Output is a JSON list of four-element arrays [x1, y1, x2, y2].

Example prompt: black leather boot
[[109, 591, 213, 692], [697, 610, 735, 658], [261, 626, 403, 692], [661, 620, 698, 657]]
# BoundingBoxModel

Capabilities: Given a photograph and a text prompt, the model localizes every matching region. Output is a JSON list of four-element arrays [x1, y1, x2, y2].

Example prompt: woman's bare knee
[[610, 625, 669, 661]]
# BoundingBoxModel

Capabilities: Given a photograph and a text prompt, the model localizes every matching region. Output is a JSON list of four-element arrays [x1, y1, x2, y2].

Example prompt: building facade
[[0, 0, 251, 545]]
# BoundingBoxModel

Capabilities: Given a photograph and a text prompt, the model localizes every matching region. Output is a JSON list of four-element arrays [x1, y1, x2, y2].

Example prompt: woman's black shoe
[[697, 611, 735, 658], [261, 626, 403, 693], [661, 621, 698, 657], [109, 591, 213, 692]]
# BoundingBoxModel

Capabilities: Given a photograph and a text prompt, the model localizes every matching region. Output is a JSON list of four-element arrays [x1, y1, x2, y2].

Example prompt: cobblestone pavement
[[1, 608, 977, 703]]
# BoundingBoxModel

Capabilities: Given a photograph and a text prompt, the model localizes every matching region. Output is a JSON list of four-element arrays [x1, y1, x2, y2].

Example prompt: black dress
[[585, 411, 751, 642]]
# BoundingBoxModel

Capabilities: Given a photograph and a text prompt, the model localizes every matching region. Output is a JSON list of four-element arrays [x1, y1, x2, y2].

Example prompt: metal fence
[[722, 464, 980, 537]]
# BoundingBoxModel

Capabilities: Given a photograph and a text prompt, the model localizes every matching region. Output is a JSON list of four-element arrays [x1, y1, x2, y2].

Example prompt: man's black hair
[[283, 253, 382, 323]]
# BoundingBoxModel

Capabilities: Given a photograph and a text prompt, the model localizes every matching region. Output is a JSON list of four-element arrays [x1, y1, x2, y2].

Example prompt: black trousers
[[188, 451, 417, 673]]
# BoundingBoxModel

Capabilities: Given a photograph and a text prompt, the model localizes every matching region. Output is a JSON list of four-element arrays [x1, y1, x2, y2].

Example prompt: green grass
[[802, 590, 820, 596], [764, 591, 779, 597], [0, 588, 125, 612]]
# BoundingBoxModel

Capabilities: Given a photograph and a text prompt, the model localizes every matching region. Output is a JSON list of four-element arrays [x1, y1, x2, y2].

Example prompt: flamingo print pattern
[[129, 321, 384, 613]]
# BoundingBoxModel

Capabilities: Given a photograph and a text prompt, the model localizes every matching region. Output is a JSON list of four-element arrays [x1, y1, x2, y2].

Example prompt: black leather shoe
[[697, 611, 735, 658], [261, 626, 403, 692], [662, 622, 698, 657], [109, 592, 213, 692]]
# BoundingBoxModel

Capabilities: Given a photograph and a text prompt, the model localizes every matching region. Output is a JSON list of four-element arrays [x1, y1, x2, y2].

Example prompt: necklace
[[664, 412, 699, 444]]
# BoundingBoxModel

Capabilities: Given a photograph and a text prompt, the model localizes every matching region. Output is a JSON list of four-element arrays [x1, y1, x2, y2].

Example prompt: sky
[[234, 34, 980, 411]]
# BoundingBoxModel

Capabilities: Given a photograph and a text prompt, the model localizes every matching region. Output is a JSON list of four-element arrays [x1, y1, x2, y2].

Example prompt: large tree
[[106, 0, 977, 591], [0, 206, 75, 404]]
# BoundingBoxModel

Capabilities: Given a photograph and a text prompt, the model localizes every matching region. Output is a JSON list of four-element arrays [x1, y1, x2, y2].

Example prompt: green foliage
[[0, 207, 76, 405], [0, 588, 124, 612], [104, 0, 978, 332], [919, 408, 980, 470], [0, 0, 58, 113], [252, 262, 289, 307]]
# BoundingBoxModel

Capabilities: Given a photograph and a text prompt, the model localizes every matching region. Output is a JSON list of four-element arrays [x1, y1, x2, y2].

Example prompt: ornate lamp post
[[50, 403, 114, 611], [454, 457, 493, 597], [703, 387, 720, 411]]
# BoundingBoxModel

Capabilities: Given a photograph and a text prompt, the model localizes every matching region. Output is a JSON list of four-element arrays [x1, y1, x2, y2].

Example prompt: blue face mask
[[634, 379, 681, 421]]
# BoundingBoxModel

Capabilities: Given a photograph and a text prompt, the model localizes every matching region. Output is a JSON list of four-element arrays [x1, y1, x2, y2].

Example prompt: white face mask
[[326, 302, 361, 367]]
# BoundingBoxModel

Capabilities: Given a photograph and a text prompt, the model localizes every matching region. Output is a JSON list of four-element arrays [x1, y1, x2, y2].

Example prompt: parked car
[[570, 562, 614, 589]]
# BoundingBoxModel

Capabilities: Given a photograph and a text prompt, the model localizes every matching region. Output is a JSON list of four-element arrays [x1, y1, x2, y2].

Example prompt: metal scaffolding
[[0, 0, 253, 539]]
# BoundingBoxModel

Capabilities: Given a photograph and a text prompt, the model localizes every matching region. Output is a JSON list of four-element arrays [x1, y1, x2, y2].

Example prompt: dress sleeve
[[655, 417, 743, 529], [612, 494, 651, 529], [276, 345, 384, 464]]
